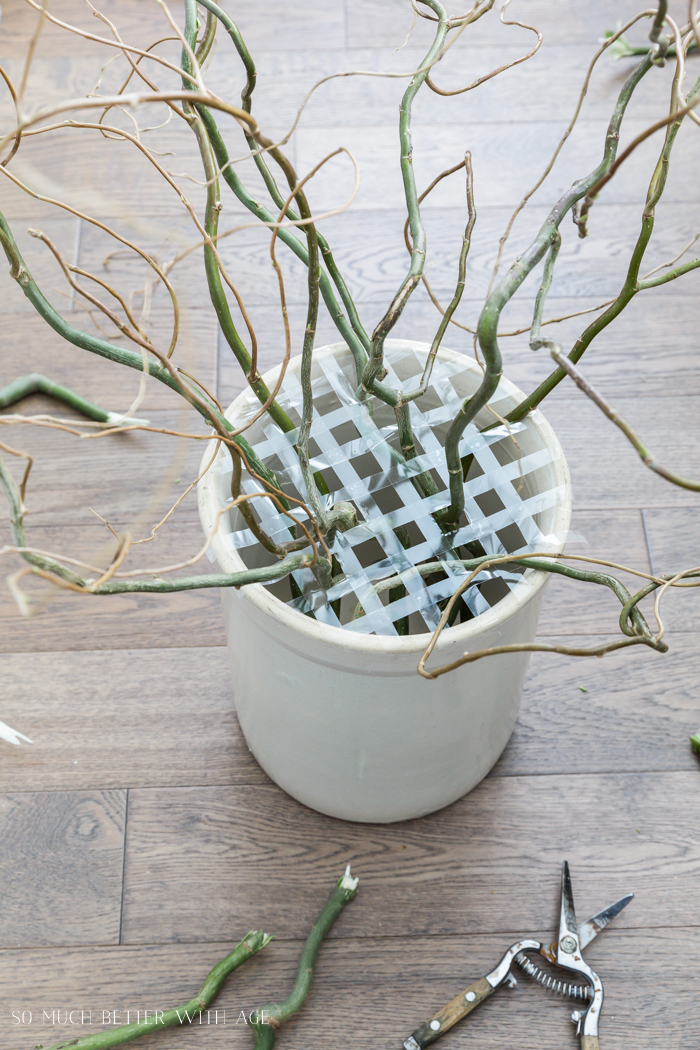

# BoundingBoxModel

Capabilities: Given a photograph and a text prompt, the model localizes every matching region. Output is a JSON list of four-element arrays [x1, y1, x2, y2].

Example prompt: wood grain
[[497, 633, 700, 777], [217, 293, 700, 405], [0, 522, 225, 653], [240, 44, 687, 128], [35, 188, 699, 318], [0, 647, 266, 793], [0, 307, 218, 408], [120, 771, 700, 944], [409, 974, 496, 1047], [1, 3, 699, 1048], [0, 928, 697, 1049], [0, 790, 126, 948], [346, 0, 683, 48], [296, 118, 700, 212], [4, 626, 698, 796], [195, 204, 700, 308], [640, 508, 700, 633]]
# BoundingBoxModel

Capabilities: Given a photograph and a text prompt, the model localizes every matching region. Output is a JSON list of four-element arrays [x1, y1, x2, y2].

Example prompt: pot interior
[[214, 342, 569, 637]]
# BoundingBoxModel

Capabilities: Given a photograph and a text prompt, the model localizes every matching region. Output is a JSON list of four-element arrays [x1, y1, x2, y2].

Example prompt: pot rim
[[198, 340, 572, 655]]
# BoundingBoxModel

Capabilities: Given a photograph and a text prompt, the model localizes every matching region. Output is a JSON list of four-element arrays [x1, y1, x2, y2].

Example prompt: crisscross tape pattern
[[211, 344, 568, 636]]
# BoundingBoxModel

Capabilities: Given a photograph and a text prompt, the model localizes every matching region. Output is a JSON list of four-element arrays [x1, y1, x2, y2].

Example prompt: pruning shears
[[403, 862, 632, 1050]]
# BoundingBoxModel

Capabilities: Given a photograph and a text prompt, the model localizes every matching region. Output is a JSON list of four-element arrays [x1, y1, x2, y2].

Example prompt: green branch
[[181, 3, 295, 434], [195, 103, 370, 380], [638, 254, 700, 289], [438, 51, 656, 524], [403, 154, 476, 403], [0, 211, 284, 502], [0, 373, 122, 423], [507, 67, 700, 424], [529, 230, 561, 351], [192, 0, 370, 368], [194, 7, 218, 65], [89, 559, 313, 594], [249, 868, 359, 1050], [361, 0, 450, 391], [0, 448, 312, 597], [0, 453, 86, 589], [648, 0, 670, 55], [37, 931, 272, 1050]]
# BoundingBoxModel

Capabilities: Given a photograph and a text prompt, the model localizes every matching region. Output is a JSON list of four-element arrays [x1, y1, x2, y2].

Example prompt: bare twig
[[0, 64, 22, 167], [551, 349, 700, 492], [426, 0, 542, 96]]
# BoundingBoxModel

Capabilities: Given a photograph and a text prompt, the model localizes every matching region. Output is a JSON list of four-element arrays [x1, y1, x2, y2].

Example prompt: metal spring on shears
[[514, 952, 591, 1001]]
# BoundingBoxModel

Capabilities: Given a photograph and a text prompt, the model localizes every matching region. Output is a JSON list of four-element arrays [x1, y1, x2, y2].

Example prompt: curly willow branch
[[418, 552, 669, 680], [40, 931, 272, 1050], [249, 869, 359, 1050], [426, 0, 542, 97], [36, 870, 358, 1050]]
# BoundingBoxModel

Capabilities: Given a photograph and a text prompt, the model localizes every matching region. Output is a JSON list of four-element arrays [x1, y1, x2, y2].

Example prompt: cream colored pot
[[198, 342, 571, 822]]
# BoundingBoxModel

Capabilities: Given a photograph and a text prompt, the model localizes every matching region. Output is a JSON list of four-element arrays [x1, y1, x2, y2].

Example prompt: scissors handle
[[581, 1039, 600, 1050], [404, 977, 496, 1048]]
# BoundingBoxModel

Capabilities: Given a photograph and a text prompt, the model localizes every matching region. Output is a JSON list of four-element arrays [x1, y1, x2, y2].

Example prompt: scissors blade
[[559, 860, 579, 943], [578, 893, 634, 951]]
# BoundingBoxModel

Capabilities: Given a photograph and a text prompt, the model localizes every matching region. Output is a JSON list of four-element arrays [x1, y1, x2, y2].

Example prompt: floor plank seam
[[118, 788, 129, 947], [5, 922, 697, 955]]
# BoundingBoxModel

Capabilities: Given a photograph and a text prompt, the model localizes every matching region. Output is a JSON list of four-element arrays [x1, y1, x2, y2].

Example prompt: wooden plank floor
[[1, 2, 699, 1048]]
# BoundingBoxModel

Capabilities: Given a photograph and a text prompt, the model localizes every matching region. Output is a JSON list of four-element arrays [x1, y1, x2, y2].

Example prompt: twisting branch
[[29, 228, 157, 354], [529, 231, 561, 352], [403, 154, 477, 403], [0, 374, 139, 426], [1, 0, 699, 665], [191, 0, 371, 370], [39, 930, 272, 1050], [361, 0, 450, 393], [485, 9, 657, 295], [436, 53, 654, 527], [0, 63, 22, 167], [403, 158, 478, 333], [0, 212, 307, 542], [0, 439, 33, 505], [248, 868, 360, 1050], [18, 0, 213, 89], [179, 10, 294, 435], [0, 447, 315, 610], [577, 80, 700, 230], [506, 65, 700, 424], [0, 160, 182, 357], [425, 0, 542, 97], [649, 0, 671, 54], [417, 552, 668, 681]]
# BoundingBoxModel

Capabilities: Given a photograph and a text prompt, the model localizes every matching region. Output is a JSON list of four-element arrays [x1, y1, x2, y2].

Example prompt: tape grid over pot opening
[[211, 344, 569, 636]]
